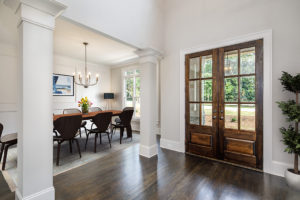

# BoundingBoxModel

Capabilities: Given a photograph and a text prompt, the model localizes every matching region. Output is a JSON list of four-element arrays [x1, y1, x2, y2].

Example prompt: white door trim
[[179, 30, 273, 174]]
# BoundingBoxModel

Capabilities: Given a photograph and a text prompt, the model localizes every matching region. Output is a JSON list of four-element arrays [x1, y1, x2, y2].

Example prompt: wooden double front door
[[185, 39, 263, 169]]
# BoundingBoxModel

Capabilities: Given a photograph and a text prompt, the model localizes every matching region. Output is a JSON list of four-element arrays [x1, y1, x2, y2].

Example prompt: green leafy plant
[[277, 71, 300, 174], [231, 117, 237, 122]]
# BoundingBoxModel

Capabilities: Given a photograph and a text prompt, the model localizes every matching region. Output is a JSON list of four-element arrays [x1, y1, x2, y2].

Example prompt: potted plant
[[277, 71, 300, 190], [78, 97, 93, 114]]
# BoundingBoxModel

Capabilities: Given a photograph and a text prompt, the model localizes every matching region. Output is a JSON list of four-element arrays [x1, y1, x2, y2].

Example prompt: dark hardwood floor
[[1, 140, 300, 200]]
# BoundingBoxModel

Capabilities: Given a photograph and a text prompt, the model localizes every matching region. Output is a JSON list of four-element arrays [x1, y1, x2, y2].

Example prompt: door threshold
[[186, 152, 263, 173]]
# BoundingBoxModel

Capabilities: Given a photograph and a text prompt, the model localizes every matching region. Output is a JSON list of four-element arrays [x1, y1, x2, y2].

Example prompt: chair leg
[[120, 127, 124, 144], [85, 133, 90, 150], [69, 140, 73, 153], [74, 139, 81, 158], [107, 132, 111, 148], [2, 143, 15, 171], [79, 128, 82, 138], [84, 127, 88, 137], [126, 125, 133, 139], [56, 142, 62, 166], [0, 143, 5, 162], [94, 133, 98, 153], [99, 133, 102, 144]]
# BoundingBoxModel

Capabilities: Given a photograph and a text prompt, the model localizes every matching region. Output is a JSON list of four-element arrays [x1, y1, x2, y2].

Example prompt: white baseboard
[[160, 138, 185, 153], [139, 144, 158, 158], [15, 187, 55, 200], [268, 160, 300, 177]]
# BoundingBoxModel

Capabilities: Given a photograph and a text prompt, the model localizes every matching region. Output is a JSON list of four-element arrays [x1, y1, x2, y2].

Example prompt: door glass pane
[[201, 103, 212, 126], [190, 103, 200, 125], [224, 50, 238, 76], [201, 79, 212, 102], [135, 77, 141, 118], [125, 77, 134, 107], [225, 104, 238, 129], [201, 55, 212, 78], [189, 57, 200, 79], [240, 47, 255, 75], [241, 104, 255, 131], [224, 77, 238, 102], [189, 80, 200, 102], [240, 76, 255, 102]]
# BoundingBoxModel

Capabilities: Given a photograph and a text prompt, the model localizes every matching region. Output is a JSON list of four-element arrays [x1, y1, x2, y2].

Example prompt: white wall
[[53, 55, 111, 114], [56, 0, 165, 52], [160, 0, 300, 176], [0, 44, 111, 134], [0, 4, 112, 134]]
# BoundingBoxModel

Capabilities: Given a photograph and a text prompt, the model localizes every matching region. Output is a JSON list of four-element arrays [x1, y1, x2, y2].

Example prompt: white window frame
[[122, 67, 140, 120]]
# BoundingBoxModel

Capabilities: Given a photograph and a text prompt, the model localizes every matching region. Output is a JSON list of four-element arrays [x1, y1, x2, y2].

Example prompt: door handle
[[213, 116, 216, 119], [220, 116, 224, 120]]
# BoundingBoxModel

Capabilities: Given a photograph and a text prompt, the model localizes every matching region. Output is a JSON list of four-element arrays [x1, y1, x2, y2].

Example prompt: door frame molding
[[179, 30, 273, 174]]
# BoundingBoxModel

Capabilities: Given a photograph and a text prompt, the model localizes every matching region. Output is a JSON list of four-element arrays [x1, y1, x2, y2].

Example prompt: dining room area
[[0, 6, 161, 196]]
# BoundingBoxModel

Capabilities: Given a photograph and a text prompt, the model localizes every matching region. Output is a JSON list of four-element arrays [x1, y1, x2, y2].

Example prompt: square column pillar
[[3, 1, 66, 200], [136, 49, 162, 158]]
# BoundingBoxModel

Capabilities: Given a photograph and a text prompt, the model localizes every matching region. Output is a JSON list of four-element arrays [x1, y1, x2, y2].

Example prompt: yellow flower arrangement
[[78, 97, 93, 113]]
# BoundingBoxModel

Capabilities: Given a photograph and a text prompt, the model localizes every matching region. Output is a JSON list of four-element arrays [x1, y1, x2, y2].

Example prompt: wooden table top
[[53, 110, 122, 121]]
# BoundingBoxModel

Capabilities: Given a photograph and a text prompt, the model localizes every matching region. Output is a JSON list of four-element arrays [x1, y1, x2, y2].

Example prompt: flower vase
[[82, 105, 89, 114]]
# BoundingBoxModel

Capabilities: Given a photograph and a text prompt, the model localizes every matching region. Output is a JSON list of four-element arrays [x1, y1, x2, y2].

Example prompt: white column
[[136, 49, 162, 158], [3, 1, 66, 200]]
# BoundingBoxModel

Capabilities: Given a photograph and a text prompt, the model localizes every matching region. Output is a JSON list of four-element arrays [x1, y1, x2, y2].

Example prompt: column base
[[15, 187, 55, 200], [139, 144, 158, 158]]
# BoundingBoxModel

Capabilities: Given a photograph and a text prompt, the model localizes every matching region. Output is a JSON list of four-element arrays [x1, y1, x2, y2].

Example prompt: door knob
[[213, 116, 216, 119], [220, 116, 224, 120]]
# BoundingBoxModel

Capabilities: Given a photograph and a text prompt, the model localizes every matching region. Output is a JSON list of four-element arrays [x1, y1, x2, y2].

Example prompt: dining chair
[[88, 107, 102, 129], [0, 123, 17, 170], [63, 108, 87, 137], [114, 107, 134, 124], [53, 114, 82, 166], [85, 112, 112, 153], [88, 107, 102, 112], [112, 109, 134, 144]]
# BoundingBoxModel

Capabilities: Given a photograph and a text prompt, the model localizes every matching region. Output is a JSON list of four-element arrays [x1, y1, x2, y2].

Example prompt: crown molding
[[4, 0, 66, 17]]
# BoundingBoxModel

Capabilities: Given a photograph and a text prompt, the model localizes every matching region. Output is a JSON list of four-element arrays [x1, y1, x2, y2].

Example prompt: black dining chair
[[85, 112, 112, 153], [53, 115, 82, 166], [63, 108, 87, 138], [114, 107, 134, 125], [0, 123, 17, 170], [112, 109, 134, 144]]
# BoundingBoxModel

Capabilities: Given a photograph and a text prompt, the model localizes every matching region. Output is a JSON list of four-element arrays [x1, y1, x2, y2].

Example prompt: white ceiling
[[54, 18, 138, 66]]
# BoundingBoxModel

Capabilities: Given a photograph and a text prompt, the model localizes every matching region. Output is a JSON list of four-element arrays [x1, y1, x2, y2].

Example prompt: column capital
[[135, 48, 163, 65], [4, 0, 67, 30]]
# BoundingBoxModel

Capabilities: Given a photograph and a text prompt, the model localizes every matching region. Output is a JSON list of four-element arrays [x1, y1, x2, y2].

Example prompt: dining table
[[53, 110, 129, 137], [53, 110, 122, 121]]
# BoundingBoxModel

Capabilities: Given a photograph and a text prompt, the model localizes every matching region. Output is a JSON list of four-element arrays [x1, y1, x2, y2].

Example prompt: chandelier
[[74, 42, 99, 88]]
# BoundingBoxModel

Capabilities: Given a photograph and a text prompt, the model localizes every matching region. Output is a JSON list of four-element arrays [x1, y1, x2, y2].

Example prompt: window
[[123, 69, 140, 118]]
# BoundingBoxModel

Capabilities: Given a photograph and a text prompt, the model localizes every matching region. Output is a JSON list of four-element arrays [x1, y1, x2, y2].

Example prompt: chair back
[[123, 107, 134, 111], [89, 107, 102, 112], [120, 109, 134, 126], [92, 112, 112, 133], [0, 123, 3, 139], [63, 108, 81, 114], [54, 115, 82, 140]]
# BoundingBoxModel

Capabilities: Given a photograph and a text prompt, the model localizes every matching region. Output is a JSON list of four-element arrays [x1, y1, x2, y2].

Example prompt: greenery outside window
[[123, 69, 140, 119]]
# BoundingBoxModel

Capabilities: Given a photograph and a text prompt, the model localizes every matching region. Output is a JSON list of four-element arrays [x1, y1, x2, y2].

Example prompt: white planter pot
[[285, 169, 300, 191]]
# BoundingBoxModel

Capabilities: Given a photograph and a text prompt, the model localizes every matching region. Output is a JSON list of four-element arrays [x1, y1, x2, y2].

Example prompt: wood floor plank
[[1, 141, 300, 200]]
